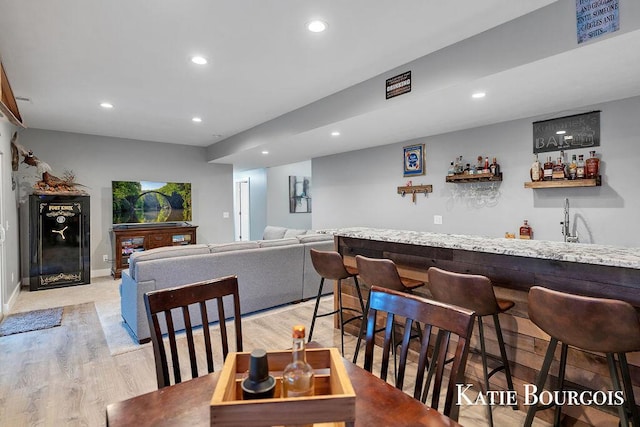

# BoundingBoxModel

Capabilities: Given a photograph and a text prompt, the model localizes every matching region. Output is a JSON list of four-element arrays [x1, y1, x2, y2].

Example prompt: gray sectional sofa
[[119, 226, 334, 343]]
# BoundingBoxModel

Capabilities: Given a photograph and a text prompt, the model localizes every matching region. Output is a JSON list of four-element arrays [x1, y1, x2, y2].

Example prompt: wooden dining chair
[[362, 286, 475, 422], [144, 275, 243, 388]]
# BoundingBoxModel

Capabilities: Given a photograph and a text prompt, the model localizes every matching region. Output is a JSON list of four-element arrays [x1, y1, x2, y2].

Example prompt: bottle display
[[483, 157, 490, 173], [585, 150, 600, 178], [447, 162, 455, 176], [530, 155, 543, 182], [552, 157, 565, 180], [576, 155, 585, 179], [519, 220, 533, 240], [569, 155, 577, 180], [543, 156, 554, 181], [490, 157, 500, 176], [282, 325, 315, 398]]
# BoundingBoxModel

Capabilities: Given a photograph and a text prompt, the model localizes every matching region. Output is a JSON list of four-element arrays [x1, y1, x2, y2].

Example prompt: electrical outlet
[[223, 212, 230, 218], [103, 254, 109, 262], [434, 215, 443, 225]]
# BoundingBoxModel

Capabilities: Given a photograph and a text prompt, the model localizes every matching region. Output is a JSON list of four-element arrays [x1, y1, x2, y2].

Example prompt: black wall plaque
[[386, 71, 411, 99], [29, 194, 90, 290], [532, 111, 600, 154]]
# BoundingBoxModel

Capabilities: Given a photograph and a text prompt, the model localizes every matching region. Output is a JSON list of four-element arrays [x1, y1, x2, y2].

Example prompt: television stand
[[110, 223, 198, 279]]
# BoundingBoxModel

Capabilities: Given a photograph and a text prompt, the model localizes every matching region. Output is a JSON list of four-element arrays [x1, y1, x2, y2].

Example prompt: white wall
[[266, 161, 312, 230], [236, 161, 312, 239], [313, 96, 640, 247], [15, 129, 235, 279], [0, 120, 21, 308]]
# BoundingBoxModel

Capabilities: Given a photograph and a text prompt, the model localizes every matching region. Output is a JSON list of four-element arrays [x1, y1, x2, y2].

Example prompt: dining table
[[106, 346, 460, 427]]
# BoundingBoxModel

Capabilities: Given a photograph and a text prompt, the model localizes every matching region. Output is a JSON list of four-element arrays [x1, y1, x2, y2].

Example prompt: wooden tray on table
[[210, 347, 356, 427]]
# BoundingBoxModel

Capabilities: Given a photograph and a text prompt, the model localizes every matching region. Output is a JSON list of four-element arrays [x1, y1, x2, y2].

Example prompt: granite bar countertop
[[332, 227, 640, 270]]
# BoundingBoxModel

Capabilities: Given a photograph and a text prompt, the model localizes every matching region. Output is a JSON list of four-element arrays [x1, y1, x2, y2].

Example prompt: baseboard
[[3, 279, 22, 313], [91, 268, 112, 279]]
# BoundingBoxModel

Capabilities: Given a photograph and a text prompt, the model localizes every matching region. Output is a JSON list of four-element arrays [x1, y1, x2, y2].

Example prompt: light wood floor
[[0, 277, 549, 427]]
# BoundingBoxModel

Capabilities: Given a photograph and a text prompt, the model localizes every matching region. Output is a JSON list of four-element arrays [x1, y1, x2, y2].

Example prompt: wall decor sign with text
[[289, 176, 311, 213], [403, 144, 425, 177], [532, 111, 600, 154], [576, 0, 619, 44], [386, 71, 411, 99]]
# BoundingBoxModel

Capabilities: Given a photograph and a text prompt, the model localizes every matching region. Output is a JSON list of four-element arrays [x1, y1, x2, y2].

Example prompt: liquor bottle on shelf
[[530, 155, 543, 182], [464, 163, 471, 175], [454, 156, 464, 174], [586, 150, 600, 178], [569, 154, 578, 180], [576, 154, 585, 179], [552, 157, 566, 180], [447, 162, 455, 176], [543, 156, 554, 181], [490, 157, 500, 176], [483, 157, 490, 174], [519, 220, 533, 240], [282, 325, 315, 398]]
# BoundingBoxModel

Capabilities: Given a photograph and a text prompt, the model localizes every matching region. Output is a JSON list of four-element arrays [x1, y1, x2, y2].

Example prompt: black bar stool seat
[[308, 249, 365, 356], [524, 286, 640, 427], [427, 267, 517, 427]]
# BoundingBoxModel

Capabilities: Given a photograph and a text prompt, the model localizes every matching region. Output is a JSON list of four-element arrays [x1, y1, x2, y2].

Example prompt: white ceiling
[[1, 0, 639, 170]]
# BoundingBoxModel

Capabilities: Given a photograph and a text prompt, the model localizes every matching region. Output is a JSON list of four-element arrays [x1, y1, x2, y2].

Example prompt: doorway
[[234, 179, 250, 241]]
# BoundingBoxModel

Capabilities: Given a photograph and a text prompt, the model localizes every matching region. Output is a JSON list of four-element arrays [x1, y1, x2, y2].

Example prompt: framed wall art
[[403, 144, 425, 177], [289, 176, 311, 213]]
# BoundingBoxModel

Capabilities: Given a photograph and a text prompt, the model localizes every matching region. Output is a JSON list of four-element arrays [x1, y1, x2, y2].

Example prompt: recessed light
[[331, 131, 340, 137], [262, 151, 269, 155], [212, 134, 222, 139], [100, 102, 114, 109], [471, 92, 486, 99], [191, 56, 207, 65], [307, 20, 328, 33], [556, 130, 566, 135], [192, 117, 202, 123]]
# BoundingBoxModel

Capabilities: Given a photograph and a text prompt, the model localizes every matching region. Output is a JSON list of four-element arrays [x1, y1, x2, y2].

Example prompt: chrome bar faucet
[[561, 198, 579, 243]]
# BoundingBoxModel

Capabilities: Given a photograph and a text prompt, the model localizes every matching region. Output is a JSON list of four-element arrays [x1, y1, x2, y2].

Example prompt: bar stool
[[308, 249, 365, 356], [427, 267, 517, 427], [524, 286, 640, 427], [352, 255, 425, 363]]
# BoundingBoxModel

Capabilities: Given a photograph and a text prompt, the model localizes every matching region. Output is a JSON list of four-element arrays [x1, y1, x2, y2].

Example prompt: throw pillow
[[283, 228, 307, 238], [262, 225, 287, 240]]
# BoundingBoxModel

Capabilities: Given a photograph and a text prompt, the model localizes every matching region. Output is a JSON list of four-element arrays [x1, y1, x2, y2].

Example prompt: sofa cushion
[[258, 238, 300, 248], [297, 233, 333, 243], [129, 244, 210, 279], [283, 228, 307, 238], [263, 225, 287, 240], [209, 241, 260, 253]]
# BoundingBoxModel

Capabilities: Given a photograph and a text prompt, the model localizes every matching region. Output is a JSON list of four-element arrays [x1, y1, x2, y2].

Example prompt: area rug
[[0, 307, 64, 336]]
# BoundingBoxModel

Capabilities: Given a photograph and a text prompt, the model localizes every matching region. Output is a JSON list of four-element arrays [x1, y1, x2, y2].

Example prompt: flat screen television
[[112, 180, 192, 225]]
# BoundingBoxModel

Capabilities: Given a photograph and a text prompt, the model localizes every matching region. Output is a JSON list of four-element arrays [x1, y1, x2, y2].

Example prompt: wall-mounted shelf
[[445, 172, 502, 183], [397, 184, 432, 203], [524, 176, 601, 189]]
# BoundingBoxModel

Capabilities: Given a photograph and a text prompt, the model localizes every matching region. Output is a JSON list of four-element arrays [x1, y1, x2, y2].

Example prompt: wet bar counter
[[334, 227, 640, 307], [332, 227, 640, 426]]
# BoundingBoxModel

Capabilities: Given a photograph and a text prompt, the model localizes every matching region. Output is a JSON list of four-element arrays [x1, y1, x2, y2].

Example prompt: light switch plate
[[434, 215, 443, 225]]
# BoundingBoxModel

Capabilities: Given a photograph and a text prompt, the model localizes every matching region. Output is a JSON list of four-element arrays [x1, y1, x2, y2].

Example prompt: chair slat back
[[362, 286, 475, 421], [144, 275, 243, 388]]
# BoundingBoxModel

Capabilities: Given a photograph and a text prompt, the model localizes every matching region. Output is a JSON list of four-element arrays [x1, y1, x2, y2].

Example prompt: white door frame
[[234, 179, 250, 241]]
